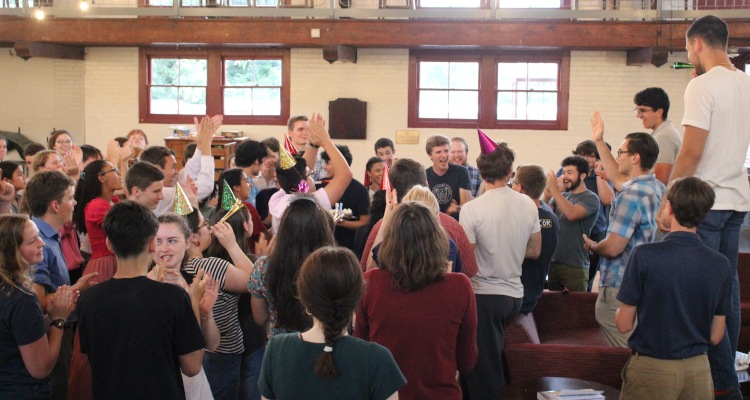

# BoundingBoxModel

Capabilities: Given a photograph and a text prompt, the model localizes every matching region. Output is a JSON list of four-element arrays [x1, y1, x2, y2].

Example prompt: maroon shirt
[[354, 269, 478, 400]]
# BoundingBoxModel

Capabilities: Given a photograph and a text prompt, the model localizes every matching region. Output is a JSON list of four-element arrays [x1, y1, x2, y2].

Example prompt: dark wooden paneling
[[627, 46, 669, 67], [329, 98, 366, 140], [13, 42, 84, 60], [2, 19, 750, 50]]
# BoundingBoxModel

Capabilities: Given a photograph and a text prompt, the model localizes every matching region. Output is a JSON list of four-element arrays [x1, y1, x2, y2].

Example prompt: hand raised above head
[[307, 112, 330, 147], [591, 111, 605, 142]]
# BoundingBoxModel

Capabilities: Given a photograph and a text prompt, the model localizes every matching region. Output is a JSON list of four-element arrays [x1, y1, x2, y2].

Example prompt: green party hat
[[172, 182, 194, 216], [221, 180, 238, 211]]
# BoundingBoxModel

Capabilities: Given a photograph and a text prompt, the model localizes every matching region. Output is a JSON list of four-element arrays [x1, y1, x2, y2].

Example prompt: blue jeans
[[239, 347, 265, 400], [203, 351, 242, 400], [697, 210, 746, 392]]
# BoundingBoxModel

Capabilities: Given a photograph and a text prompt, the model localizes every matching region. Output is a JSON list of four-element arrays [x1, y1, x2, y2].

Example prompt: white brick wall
[[3, 46, 693, 178], [0, 50, 84, 158]]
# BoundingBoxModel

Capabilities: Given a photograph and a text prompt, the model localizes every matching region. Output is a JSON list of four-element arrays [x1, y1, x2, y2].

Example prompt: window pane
[[528, 92, 557, 120], [450, 62, 479, 90], [253, 88, 281, 115], [229, 0, 249, 5], [498, 63, 528, 90], [152, 59, 179, 85], [498, 0, 561, 7], [528, 63, 558, 90], [178, 87, 206, 115], [180, 59, 207, 86], [421, 0, 481, 6], [419, 62, 449, 89], [150, 87, 178, 114], [255, 60, 282, 86], [449, 91, 478, 119], [226, 60, 254, 86], [224, 88, 253, 115], [497, 92, 527, 120], [419, 90, 449, 119]]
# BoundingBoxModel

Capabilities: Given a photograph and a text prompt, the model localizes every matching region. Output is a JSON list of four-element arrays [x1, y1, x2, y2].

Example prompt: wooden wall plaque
[[328, 98, 367, 140]]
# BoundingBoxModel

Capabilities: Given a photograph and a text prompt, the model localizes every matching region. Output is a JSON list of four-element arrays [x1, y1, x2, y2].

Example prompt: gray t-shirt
[[652, 119, 682, 165], [550, 190, 600, 269]]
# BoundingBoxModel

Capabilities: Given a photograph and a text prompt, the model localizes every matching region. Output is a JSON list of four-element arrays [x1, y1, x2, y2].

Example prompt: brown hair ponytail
[[297, 247, 364, 379]]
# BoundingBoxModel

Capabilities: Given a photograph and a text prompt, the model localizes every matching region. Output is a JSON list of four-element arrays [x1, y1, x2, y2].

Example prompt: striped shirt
[[599, 174, 665, 289], [184, 257, 244, 354]]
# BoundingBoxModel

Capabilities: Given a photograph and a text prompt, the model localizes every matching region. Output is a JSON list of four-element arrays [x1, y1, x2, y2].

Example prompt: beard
[[694, 60, 706, 76], [565, 176, 583, 191]]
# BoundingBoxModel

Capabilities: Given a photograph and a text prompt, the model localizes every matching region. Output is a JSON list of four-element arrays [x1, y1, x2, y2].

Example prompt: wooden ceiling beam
[[0, 18, 749, 50]]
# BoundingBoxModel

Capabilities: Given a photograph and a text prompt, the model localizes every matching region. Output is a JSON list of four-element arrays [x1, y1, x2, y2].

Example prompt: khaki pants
[[620, 353, 713, 400], [595, 286, 632, 347], [548, 262, 589, 292]]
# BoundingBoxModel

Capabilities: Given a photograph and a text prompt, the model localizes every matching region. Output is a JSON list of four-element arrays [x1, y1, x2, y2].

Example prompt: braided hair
[[296, 247, 364, 379]]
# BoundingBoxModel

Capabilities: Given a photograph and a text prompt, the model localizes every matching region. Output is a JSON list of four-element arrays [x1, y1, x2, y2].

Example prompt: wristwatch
[[49, 319, 66, 330], [308, 143, 320, 149]]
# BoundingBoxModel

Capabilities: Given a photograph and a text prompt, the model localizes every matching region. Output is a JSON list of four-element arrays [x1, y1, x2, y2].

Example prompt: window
[[498, 0, 561, 7], [408, 50, 570, 130], [139, 48, 290, 125], [420, 0, 482, 7]]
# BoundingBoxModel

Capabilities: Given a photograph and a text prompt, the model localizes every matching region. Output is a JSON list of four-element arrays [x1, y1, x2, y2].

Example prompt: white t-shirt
[[155, 149, 215, 216], [682, 66, 750, 211], [460, 186, 541, 298], [652, 119, 682, 165], [268, 188, 331, 235]]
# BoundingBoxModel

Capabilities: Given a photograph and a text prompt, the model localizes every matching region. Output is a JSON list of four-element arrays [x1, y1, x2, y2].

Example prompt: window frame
[[408, 49, 570, 130], [139, 47, 291, 125]]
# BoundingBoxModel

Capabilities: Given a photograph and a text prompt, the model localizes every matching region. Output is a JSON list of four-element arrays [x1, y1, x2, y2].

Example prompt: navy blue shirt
[[0, 285, 50, 399], [520, 207, 559, 315], [617, 232, 731, 359], [31, 217, 74, 323]]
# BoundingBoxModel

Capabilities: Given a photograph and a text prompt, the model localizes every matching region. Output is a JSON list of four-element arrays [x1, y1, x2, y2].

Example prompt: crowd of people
[[0, 14, 749, 400]]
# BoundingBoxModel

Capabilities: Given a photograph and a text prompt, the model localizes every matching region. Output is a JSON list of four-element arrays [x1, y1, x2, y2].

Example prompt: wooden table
[[501, 377, 621, 400]]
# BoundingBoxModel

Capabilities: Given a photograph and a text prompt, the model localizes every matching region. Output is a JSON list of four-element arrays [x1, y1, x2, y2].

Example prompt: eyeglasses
[[200, 219, 211, 230], [616, 149, 631, 157], [633, 107, 653, 116], [98, 167, 120, 176], [56, 140, 72, 145]]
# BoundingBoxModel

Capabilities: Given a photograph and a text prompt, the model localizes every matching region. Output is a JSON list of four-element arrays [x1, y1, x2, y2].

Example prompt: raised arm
[[591, 111, 628, 191], [308, 113, 352, 205], [545, 171, 590, 222]]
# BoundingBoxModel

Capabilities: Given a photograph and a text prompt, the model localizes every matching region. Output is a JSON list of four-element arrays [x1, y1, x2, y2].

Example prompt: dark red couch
[[504, 291, 631, 390]]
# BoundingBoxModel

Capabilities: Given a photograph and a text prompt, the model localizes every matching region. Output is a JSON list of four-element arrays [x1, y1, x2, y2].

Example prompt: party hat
[[172, 182, 194, 216], [477, 128, 498, 155], [364, 171, 371, 188], [284, 135, 298, 155], [221, 180, 238, 211], [381, 162, 392, 191], [279, 146, 296, 170]]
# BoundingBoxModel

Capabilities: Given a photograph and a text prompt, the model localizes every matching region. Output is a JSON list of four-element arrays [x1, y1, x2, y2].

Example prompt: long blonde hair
[[0, 215, 34, 296]]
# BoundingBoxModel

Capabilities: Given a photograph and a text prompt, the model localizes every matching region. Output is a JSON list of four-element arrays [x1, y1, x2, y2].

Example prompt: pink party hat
[[381, 162, 392, 191], [477, 128, 498, 155]]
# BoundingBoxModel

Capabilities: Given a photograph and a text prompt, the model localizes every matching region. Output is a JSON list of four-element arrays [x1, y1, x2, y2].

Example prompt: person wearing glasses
[[585, 112, 665, 348], [633, 88, 682, 187], [72, 160, 124, 283], [48, 131, 83, 174]]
